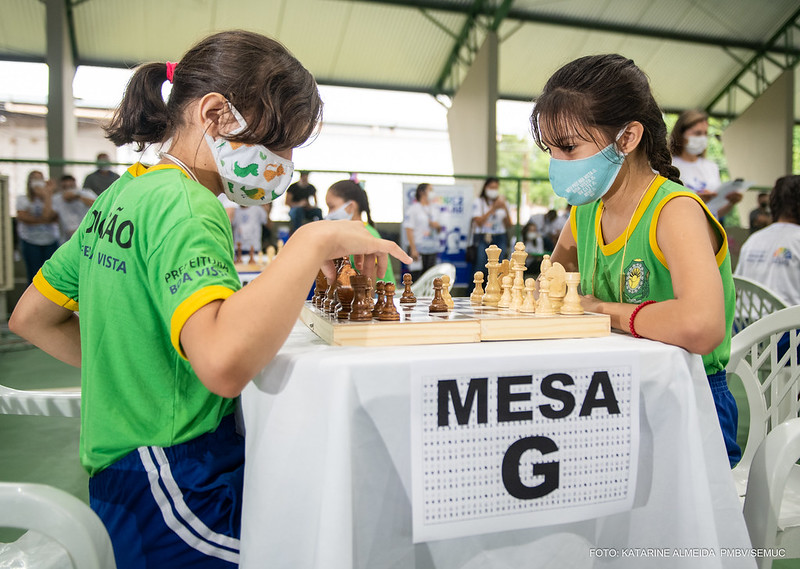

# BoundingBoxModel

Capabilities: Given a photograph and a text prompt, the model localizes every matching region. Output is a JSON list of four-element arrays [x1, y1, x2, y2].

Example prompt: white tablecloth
[[239, 324, 755, 569]]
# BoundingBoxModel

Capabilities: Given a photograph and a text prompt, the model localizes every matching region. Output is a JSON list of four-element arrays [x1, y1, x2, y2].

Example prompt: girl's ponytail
[[105, 62, 171, 150]]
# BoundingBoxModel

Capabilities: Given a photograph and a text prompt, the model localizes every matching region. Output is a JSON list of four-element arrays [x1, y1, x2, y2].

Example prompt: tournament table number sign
[[410, 351, 641, 542]]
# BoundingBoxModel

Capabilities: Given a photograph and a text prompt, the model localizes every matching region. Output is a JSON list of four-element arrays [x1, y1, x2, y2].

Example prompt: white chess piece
[[520, 278, 536, 313], [498, 275, 513, 309]]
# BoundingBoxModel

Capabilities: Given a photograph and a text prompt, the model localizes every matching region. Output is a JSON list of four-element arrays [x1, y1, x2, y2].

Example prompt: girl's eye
[[558, 145, 576, 153]]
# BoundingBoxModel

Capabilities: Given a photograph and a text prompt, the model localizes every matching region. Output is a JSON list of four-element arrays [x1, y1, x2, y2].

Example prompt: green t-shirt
[[570, 176, 735, 375], [36, 164, 239, 475]]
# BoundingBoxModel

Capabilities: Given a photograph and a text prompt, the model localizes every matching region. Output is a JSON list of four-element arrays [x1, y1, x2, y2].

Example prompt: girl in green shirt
[[530, 54, 740, 467]]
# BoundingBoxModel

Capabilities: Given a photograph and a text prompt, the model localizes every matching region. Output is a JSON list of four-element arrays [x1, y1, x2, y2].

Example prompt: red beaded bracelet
[[629, 300, 656, 338]]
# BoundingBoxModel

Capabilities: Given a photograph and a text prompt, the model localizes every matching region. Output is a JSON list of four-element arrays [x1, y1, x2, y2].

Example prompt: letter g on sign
[[501, 436, 559, 499]]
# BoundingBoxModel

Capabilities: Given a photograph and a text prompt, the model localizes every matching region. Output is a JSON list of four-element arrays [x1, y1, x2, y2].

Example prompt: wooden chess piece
[[441, 275, 454, 309], [372, 281, 386, 318], [498, 259, 511, 283], [378, 282, 401, 321], [536, 276, 555, 315], [235, 242, 242, 263], [313, 271, 327, 307], [482, 244, 502, 307], [520, 278, 537, 313], [399, 273, 416, 305], [349, 275, 373, 321], [365, 278, 375, 311], [323, 277, 337, 313], [428, 277, 449, 313], [546, 262, 567, 312], [498, 275, 513, 308], [560, 272, 585, 315], [266, 245, 276, 263], [470, 271, 485, 305], [509, 274, 524, 311], [276, 239, 284, 254], [249, 246, 256, 265], [540, 254, 552, 275], [335, 285, 354, 320]]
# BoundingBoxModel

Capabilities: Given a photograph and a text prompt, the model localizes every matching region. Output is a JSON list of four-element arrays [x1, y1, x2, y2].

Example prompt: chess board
[[300, 298, 610, 347]]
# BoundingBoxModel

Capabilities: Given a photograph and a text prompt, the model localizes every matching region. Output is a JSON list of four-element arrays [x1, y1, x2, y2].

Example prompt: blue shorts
[[89, 414, 244, 569], [708, 370, 741, 468]]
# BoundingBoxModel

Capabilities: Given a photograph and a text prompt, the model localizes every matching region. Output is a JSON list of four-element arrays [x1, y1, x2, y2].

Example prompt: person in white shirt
[[669, 109, 741, 221], [232, 205, 268, 261], [51, 174, 96, 243], [470, 177, 511, 275], [403, 183, 443, 279], [735, 175, 800, 306]]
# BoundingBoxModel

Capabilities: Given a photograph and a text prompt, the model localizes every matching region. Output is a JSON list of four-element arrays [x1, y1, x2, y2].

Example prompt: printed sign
[[410, 352, 640, 542], [401, 183, 474, 286]]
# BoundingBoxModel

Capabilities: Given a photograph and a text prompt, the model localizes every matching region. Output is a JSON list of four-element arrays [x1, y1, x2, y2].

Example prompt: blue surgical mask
[[548, 132, 627, 206], [326, 201, 353, 221]]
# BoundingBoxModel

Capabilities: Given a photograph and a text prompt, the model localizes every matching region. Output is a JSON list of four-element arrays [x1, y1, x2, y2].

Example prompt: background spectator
[[82, 152, 119, 195], [52, 174, 96, 243], [16, 170, 59, 283]]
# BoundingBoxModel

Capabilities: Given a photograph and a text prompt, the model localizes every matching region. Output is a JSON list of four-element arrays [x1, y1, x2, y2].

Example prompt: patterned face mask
[[204, 103, 294, 206]]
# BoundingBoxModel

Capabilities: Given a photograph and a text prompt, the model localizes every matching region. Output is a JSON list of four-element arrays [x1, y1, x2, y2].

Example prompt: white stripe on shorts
[[138, 447, 239, 563]]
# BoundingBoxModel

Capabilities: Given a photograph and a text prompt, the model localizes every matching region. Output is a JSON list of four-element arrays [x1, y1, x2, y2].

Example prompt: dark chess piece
[[428, 277, 449, 313], [335, 285, 354, 320], [372, 281, 386, 318], [349, 275, 372, 321], [377, 282, 400, 321], [399, 273, 417, 305]]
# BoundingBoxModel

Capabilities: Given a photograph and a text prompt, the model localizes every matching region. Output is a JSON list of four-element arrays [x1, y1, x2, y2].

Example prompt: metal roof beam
[[705, 6, 800, 115], [349, 0, 800, 56]]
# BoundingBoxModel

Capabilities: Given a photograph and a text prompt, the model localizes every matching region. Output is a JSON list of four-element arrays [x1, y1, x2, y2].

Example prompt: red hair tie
[[166, 61, 177, 83]]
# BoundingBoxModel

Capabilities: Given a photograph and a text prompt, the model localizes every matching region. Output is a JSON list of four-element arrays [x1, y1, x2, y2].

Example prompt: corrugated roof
[[0, 0, 798, 119]]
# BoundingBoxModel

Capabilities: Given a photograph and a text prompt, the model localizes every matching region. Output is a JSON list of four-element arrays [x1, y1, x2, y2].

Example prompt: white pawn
[[509, 274, 524, 311], [498, 275, 513, 309], [441, 274, 454, 309], [520, 278, 536, 313], [536, 276, 555, 315], [470, 271, 485, 306]]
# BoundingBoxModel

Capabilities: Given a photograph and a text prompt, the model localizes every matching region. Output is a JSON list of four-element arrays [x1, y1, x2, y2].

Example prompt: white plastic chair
[[733, 275, 787, 335], [409, 263, 456, 297], [727, 305, 800, 500], [742, 417, 800, 568], [0, 482, 116, 569], [0, 384, 80, 418]]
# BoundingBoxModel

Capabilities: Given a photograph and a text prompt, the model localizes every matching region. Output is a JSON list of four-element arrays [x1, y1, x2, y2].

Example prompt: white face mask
[[326, 201, 353, 221], [30, 180, 46, 190], [204, 103, 294, 206], [685, 135, 708, 156], [526, 232, 539, 241], [485, 189, 499, 200]]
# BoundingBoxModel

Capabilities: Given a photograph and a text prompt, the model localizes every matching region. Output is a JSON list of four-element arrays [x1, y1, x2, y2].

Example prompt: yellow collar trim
[[126, 162, 194, 180], [594, 175, 665, 256]]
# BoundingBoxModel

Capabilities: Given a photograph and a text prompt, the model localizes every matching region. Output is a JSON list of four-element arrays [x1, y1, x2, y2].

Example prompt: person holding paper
[[669, 110, 742, 222]]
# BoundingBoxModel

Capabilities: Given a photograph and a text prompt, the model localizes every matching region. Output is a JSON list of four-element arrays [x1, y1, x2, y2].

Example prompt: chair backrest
[[410, 263, 457, 297], [0, 482, 116, 569], [727, 305, 800, 484], [0, 384, 80, 417], [732, 275, 788, 335]]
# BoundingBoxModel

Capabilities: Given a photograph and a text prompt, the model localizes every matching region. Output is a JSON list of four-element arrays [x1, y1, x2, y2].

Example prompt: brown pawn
[[313, 271, 327, 307], [323, 277, 337, 313], [335, 286, 354, 320], [365, 278, 375, 310], [372, 281, 386, 318], [399, 273, 416, 304], [349, 275, 372, 321], [428, 277, 449, 313], [377, 282, 401, 321]]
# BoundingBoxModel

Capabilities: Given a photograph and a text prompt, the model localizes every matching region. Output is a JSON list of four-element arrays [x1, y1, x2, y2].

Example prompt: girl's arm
[[550, 221, 579, 272], [180, 220, 411, 398], [582, 196, 726, 355], [8, 285, 81, 367]]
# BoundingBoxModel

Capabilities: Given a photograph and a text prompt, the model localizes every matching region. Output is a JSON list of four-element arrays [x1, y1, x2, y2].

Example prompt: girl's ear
[[618, 121, 644, 154], [197, 93, 233, 138]]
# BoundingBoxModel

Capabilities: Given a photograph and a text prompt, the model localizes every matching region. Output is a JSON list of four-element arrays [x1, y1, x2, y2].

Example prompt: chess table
[[300, 298, 611, 346], [238, 324, 754, 569]]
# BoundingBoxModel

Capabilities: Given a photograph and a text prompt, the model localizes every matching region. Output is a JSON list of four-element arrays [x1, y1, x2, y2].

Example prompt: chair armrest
[[743, 417, 800, 554]]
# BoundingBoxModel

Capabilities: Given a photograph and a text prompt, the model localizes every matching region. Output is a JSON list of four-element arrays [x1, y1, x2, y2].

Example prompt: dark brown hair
[[328, 180, 374, 227], [480, 176, 500, 201], [770, 175, 800, 223], [415, 183, 432, 201], [106, 30, 323, 152], [530, 54, 681, 185], [669, 109, 709, 158]]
